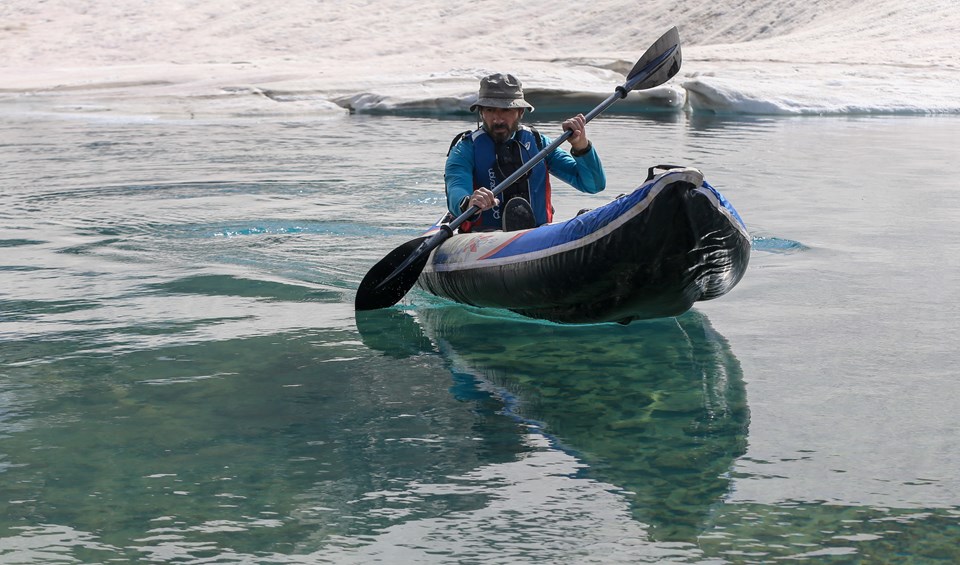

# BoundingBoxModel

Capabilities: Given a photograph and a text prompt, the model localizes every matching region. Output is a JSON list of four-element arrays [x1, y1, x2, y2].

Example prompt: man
[[445, 73, 606, 232]]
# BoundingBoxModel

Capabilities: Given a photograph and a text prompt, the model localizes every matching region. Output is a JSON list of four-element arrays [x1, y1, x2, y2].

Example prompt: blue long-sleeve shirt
[[444, 128, 606, 226]]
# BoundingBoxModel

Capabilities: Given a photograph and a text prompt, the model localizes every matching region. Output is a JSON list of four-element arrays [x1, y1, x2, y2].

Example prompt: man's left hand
[[562, 114, 589, 153]]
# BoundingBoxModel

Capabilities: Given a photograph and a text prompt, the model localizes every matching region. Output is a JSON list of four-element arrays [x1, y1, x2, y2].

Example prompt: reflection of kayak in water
[[417, 167, 750, 324], [356, 305, 750, 542]]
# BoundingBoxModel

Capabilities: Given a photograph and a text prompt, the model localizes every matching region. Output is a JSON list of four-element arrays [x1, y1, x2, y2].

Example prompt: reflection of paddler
[[395, 305, 749, 543]]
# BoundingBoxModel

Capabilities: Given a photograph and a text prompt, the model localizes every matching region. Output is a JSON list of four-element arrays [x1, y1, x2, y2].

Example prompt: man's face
[[480, 107, 524, 143]]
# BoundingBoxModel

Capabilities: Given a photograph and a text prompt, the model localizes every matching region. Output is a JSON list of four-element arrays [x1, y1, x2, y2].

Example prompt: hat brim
[[469, 97, 535, 113]]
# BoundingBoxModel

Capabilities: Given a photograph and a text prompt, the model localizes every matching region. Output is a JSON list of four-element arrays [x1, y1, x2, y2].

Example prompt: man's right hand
[[467, 188, 499, 211]]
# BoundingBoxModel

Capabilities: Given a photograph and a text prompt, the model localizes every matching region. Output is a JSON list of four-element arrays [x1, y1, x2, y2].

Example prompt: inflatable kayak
[[416, 167, 750, 324]]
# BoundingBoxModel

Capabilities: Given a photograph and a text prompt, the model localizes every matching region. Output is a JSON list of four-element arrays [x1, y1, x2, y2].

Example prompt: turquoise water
[[1, 111, 959, 563]]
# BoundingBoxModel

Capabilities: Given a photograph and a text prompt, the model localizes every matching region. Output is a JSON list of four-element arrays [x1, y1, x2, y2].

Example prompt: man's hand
[[468, 188, 499, 211], [562, 113, 589, 153]]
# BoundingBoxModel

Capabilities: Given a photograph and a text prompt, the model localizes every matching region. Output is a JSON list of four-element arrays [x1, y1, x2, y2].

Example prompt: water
[[1, 110, 959, 563]]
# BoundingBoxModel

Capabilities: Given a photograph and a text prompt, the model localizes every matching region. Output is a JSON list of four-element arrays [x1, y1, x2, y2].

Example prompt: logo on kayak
[[468, 234, 496, 254]]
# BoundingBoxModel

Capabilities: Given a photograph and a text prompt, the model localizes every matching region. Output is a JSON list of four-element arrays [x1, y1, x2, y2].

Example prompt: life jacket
[[449, 126, 550, 232]]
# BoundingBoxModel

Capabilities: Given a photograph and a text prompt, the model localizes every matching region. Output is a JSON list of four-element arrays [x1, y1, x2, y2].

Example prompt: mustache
[[484, 120, 518, 139]]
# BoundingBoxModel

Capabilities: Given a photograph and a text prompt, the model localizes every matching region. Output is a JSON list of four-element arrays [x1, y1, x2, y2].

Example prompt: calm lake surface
[[1, 109, 958, 563]]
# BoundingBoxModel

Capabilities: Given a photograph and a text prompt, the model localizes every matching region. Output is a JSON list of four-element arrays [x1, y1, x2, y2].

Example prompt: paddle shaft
[[447, 55, 676, 231], [446, 45, 679, 232]]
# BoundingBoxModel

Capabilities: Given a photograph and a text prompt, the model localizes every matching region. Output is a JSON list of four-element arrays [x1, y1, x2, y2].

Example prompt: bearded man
[[445, 73, 606, 232]]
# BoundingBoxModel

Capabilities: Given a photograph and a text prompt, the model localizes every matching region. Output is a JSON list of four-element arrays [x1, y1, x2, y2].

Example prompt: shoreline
[[3, 60, 958, 120]]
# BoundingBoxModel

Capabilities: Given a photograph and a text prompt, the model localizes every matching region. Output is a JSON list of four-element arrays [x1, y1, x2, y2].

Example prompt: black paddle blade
[[355, 236, 432, 310], [627, 26, 682, 91]]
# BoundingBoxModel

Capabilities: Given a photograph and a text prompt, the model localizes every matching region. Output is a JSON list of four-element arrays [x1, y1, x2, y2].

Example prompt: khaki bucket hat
[[469, 73, 535, 112]]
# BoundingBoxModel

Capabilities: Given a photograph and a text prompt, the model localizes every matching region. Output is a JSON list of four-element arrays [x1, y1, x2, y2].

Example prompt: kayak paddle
[[355, 26, 682, 311]]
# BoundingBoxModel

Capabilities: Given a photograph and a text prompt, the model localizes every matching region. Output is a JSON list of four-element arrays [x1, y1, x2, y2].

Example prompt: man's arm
[[444, 140, 476, 217], [546, 138, 606, 194]]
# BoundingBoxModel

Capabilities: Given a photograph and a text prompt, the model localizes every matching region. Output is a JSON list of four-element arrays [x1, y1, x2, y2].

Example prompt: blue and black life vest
[[449, 126, 551, 232]]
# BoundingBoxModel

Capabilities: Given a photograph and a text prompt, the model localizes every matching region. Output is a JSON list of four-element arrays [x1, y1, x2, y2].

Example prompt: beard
[[483, 117, 520, 143]]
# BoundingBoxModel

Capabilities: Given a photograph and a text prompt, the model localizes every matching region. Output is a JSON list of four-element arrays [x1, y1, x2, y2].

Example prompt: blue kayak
[[416, 167, 750, 324]]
